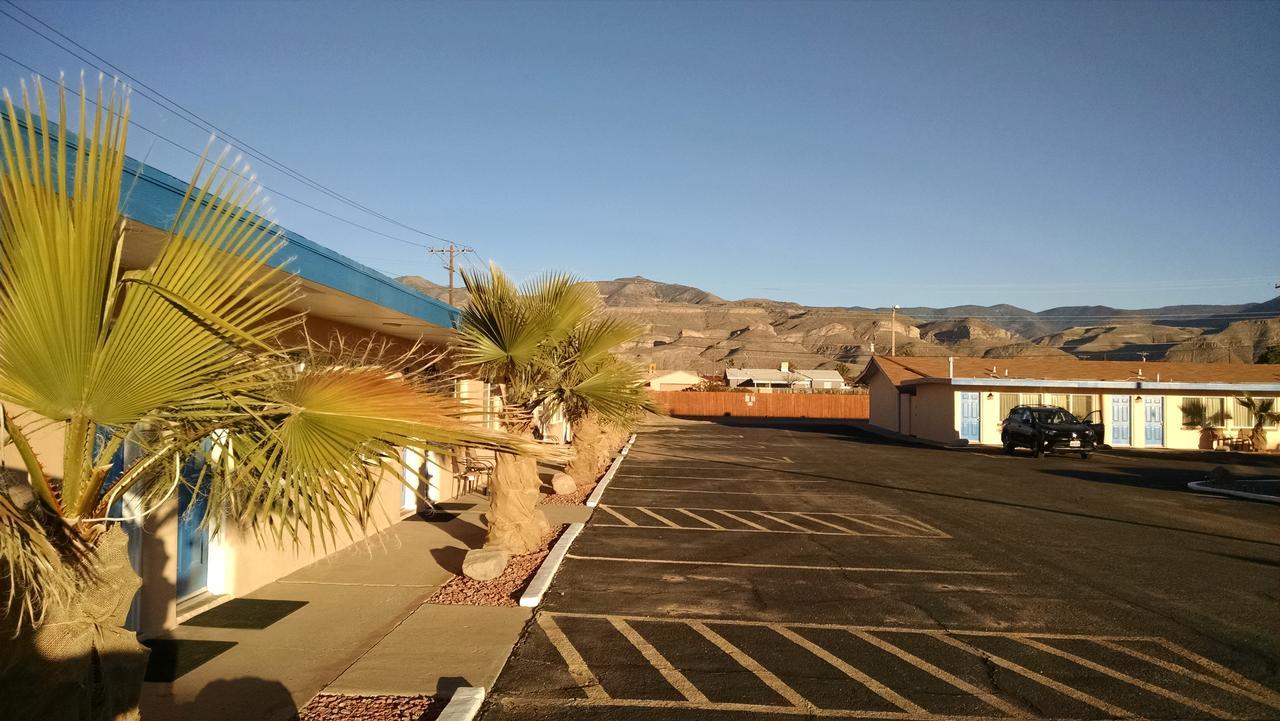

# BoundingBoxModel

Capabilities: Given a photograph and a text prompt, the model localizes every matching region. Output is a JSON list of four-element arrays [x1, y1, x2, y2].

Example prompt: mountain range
[[396, 275, 1280, 375]]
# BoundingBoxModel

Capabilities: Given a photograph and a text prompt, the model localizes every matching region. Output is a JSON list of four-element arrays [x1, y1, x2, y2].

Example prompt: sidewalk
[[140, 486, 590, 721]]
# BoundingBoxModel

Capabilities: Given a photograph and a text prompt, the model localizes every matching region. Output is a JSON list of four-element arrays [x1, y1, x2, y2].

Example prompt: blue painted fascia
[[1, 108, 460, 330]]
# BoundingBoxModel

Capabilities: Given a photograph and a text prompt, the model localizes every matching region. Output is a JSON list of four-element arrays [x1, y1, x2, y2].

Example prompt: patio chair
[[1228, 429, 1255, 452]]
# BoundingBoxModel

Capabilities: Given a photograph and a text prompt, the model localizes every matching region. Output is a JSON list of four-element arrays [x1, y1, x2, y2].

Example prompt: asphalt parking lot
[[481, 419, 1280, 720]]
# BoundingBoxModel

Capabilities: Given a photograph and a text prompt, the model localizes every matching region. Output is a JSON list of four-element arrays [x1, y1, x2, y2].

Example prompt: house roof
[[858, 355, 1280, 391], [725, 368, 798, 384], [797, 369, 845, 382], [649, 370, 702, 381]]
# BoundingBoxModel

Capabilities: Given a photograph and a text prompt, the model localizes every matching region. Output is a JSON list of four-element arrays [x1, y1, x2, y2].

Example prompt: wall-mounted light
[[986, 393, 994, 400], [1134, 395, 1142, 402]]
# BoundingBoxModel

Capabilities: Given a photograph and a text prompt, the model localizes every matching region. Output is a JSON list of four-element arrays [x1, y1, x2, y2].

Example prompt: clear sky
[[2, 0, 1277, 311]]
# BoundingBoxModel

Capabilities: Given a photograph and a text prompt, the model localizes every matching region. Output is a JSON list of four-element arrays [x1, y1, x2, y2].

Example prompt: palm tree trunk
[[485, 450, 550, 555], [0, 526, 149, 721]]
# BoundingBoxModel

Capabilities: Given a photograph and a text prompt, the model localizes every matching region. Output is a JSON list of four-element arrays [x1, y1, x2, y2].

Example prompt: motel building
[[0, 142, 500, 637], [856, 356, 1280, 451]]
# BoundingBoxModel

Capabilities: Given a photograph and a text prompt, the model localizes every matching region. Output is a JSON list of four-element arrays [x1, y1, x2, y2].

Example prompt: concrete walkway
[[140, 489, 590, 721]]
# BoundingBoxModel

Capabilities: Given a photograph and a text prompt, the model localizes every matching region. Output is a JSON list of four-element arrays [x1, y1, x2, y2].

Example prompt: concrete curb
[[585, 434, 635, 508], [519, 522, 584, 608], [1187, 480, 1280, 504], [437, 686, 486, 721]]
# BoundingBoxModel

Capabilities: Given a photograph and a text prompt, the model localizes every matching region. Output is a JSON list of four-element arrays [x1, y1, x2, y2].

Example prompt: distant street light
[[890, 305, 900, 357]]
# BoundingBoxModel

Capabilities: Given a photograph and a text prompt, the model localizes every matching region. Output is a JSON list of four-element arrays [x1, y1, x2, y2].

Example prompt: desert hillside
[[396, 275, 1279, 375]]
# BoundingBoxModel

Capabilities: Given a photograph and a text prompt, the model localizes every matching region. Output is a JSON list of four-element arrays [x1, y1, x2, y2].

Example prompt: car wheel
[[1079, 452, 1090, 459], [1002, 434, 1015, 455]]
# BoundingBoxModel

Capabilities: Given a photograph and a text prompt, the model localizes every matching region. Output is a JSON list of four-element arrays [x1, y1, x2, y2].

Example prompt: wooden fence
[[652, 391, 869, 419]]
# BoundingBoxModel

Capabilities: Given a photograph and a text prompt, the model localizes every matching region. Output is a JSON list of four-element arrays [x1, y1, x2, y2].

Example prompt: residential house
[[724, 362, 847, 392], [856, 356, 1280, 450], [647, 369, 704, 391]]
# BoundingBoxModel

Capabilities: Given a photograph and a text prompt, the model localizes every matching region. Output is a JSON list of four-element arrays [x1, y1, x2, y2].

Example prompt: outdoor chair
[[1227, 429, 1254, 452]]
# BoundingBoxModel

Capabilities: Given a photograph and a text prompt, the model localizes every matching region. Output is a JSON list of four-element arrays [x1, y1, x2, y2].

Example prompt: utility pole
[[890, 305, 900, 357], [427, 241, 474, 307]]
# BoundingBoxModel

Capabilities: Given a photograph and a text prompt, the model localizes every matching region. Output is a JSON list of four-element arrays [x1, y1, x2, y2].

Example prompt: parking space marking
[[1015, 637, 1236, 719], [608, 617, 710, 704], [524, 612, 1268, 720], [928, 632, 1132, 718], [597, 504, 638, 527], [689, 620, 811, 710], [564, 555, 1019, 576], [673, 508, 726, 529], [536, 614, 607, 700], [849, 630, 1029, 718], [635, 506, 682, 528], [773, 625, 928, 714], [714, 509, 772, 531], [1101, 640, 1280, 710], [595, 505, 949, 538], [608, 486, 878, 498], [616, 474, 828, 483]]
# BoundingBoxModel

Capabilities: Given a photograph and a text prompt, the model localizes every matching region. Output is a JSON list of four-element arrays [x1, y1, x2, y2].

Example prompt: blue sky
[[2, 0, 1276, 311]]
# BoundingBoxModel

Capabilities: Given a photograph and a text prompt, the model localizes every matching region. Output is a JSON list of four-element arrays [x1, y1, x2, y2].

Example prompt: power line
[[0, 51, 441, 252], [0, 1, 470, 249]]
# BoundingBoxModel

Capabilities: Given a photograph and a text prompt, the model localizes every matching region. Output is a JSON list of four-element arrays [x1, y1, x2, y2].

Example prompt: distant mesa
[[393, 274, 1279, 373]]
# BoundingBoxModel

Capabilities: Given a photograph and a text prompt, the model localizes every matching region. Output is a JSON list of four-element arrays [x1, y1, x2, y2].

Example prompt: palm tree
[[1235, 395, 1280, 451], [0, 78, 538, 719], [454, 264, 651, 560]]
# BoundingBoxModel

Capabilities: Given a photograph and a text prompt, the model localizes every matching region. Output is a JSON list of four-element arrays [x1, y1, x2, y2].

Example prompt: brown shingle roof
[[868, 355, 1280, 387]]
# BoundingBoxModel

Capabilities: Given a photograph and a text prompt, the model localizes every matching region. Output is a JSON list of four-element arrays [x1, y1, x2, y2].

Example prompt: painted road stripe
[[1097, 640, 1280, 710], [616, 475, 827, 483], [597, 504, 638, 527], [503, 696, 1026, 720], [833, 513, 912, 535], [547, 612, 1153, 641], [689, 621, 810, 710], [772, 625, 927, 714], [608, 618, 710, 704], [1153, 638, 1280, 708], [563, 555, 1018, 576], [929, 633, 1134, 718], [712, 509, 772, 531], [752, 510, 815, 532], [795, 512, 866, 533], [608, 486, 871, 497], [537, 614, 608, 700], [592, 523, 941, 537], [674, 508, 726, 529], [635, 506, 682, 528], [1016, 637, 1237, 719], [849, 630, 1028, 718]]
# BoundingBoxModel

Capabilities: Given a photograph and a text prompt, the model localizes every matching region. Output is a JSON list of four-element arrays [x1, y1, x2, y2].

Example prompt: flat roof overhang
[[899, 377, 1280, 393], [117, 156, 459, 345], [2, 108, 459, 345]]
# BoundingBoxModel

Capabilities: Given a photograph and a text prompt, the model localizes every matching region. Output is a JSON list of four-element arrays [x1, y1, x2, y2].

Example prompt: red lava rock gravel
[[427, 526, 565, 607], [539, 479, 597, 505], [297, 693, 441, 721]]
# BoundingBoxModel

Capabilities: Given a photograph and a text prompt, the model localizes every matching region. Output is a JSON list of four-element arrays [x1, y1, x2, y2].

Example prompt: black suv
[[1001, 405, 1100, 458]]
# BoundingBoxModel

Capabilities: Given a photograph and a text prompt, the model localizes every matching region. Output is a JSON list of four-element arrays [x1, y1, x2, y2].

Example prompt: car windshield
[[1030, 408, 1079, 425]]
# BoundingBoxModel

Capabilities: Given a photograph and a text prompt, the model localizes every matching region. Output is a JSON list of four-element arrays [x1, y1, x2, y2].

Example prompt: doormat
[[143, 638, 237, 682], [183, 598, 307, 629]]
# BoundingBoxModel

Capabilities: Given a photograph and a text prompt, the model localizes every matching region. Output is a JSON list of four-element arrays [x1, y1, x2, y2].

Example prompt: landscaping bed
[[298, 693, 441, 721], [539, 479, 597, 506], [427, 526, 565, 607]]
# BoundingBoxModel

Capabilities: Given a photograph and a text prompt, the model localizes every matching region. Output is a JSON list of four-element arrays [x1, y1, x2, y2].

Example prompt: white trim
[[519, 522, 584, 607], [437, 687, 486, 721], [584, 434, 635, 508], [906, 377, 1280, 392]]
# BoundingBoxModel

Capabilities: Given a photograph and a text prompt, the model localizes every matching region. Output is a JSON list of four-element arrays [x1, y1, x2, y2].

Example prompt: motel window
[[1181, 397, 1229, 428], [1230, 397, 1279, 429], [1068, 395, 1096, 418], [1000, 393, 1022, 418]]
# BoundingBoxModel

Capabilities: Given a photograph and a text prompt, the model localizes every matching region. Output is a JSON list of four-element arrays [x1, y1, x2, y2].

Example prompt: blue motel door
[[959, 392, 981, 442], [1144, 397, 1164, 447], [176, 446, 211, 599], [1111, 396, 1130, 446]]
